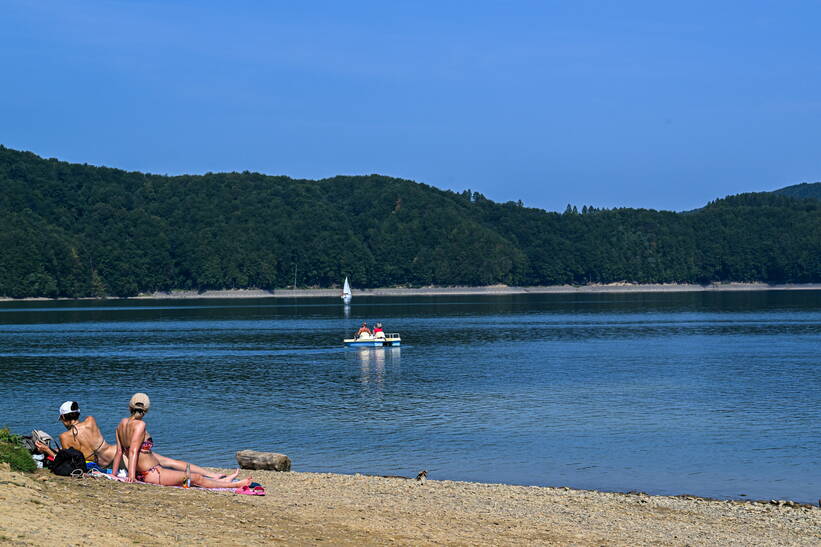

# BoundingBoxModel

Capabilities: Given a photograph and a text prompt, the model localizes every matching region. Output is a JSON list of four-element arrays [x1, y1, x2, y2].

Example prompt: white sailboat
[[341, 277, 352, 304]]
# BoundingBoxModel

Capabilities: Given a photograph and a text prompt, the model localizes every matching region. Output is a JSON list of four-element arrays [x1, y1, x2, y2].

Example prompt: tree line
[[1, 146, 819, 298]]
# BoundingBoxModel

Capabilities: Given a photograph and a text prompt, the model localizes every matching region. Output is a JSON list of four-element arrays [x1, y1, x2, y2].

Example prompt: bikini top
[[140, 436, 154, 453], [70, 424, 105, 463]]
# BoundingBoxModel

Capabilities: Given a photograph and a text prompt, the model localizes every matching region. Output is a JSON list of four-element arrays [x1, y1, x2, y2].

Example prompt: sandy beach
[[1, 464, 818, 546]]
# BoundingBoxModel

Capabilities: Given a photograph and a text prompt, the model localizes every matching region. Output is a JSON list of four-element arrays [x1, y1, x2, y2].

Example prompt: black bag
[[51, 448, 86, 476]]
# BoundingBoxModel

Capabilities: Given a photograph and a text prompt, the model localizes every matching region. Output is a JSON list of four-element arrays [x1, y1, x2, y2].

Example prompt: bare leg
[[153, 452, 237, 480], [142, 466, 251, 489]]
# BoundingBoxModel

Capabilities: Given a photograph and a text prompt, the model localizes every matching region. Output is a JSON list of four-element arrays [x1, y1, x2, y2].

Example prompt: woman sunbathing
[[38, 400, 239, 480], [35, 401, 116, 468], [112, 393, 252, 489]]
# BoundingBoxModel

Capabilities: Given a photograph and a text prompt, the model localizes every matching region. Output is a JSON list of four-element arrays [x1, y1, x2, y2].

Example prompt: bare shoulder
[[125, 419, 146, 435]]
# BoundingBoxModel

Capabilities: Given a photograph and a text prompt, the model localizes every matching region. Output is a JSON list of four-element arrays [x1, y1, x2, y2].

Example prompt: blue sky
[[2, 1, 820, 211]]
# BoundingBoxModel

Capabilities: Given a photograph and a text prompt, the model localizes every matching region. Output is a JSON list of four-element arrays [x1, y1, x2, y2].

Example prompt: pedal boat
[[344, 333, 401, 347]]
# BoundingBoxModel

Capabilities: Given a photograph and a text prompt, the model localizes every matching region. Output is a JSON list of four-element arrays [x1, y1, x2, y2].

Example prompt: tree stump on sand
[[236, 450, 291, 471]]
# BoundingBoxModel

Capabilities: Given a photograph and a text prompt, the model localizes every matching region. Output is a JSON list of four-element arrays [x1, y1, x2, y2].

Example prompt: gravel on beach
[[1, 464, 818, 545]]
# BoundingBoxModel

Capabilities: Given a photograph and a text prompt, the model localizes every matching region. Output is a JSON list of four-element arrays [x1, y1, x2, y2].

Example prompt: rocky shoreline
[[2, 282, 821, 302], [135, 282, 821, 299], [1, 464, 818, 545]]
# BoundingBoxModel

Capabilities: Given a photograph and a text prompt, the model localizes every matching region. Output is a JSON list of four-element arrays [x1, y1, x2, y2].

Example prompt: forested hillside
[[774, 182, 821, 200], [1, 146, 820, 298]]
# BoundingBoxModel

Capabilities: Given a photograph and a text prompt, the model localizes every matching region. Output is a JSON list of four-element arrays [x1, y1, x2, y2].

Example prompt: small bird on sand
[[415, 470, 427, 485]]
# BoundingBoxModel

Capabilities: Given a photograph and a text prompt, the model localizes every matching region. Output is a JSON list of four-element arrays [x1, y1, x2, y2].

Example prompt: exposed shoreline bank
[[3, 282, 821, 302], [2, 465, 818, 545], [141, 282, 821, 299]]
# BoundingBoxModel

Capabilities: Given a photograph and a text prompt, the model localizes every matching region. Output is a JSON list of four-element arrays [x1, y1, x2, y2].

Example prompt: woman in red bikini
[[112, 393, 252, 489]]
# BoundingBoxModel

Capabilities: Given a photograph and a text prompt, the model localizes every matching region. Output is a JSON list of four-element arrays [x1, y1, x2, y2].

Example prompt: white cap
[[58, 401, 79, 418]]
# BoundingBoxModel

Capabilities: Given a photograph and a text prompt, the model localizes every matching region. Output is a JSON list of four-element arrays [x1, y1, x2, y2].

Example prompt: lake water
[[0, 291, 819, 503]]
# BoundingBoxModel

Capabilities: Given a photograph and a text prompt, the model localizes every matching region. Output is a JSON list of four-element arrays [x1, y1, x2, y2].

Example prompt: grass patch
[[0, 427, 36, 473]]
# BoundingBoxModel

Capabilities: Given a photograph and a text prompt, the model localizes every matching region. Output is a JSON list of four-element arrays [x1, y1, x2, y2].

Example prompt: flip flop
[[235, 484, 265, 496]]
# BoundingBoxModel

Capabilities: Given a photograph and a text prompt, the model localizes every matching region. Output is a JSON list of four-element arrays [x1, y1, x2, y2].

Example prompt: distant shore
[[3, 282, 821, 302], [136, 282, 821, 299]]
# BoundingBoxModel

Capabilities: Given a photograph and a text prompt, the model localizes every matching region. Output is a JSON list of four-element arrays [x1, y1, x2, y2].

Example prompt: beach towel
[[89, 469, 265, 495]]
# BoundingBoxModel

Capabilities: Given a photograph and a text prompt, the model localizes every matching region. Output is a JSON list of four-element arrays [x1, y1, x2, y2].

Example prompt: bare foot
[[234, 477, 252, 488], [211, 469, 240, 480]]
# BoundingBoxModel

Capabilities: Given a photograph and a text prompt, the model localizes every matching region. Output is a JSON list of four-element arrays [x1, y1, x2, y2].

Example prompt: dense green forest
[[1, 146, 820, 298], [774, 182, 821, 200]]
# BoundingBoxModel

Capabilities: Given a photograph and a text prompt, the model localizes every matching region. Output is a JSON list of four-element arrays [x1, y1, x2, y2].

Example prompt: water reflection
[[3, 290, 819, 326], [356, 347, 400, 387]]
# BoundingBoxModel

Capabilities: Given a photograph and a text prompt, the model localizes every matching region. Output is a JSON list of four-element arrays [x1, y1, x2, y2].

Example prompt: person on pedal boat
[[355, 321, 372, 339], [372, 322, 385, 339]]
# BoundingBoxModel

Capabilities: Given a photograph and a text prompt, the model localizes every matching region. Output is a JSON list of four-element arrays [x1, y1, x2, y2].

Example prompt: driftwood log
[[236, 450, 291, 471]]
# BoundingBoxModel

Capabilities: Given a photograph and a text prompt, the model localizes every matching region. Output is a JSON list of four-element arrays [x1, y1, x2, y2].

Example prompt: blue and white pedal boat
[[343, 333, 401, 348]]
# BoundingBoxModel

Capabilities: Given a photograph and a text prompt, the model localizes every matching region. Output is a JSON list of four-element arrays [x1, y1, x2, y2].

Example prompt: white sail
[[341, 277, 352, 304]]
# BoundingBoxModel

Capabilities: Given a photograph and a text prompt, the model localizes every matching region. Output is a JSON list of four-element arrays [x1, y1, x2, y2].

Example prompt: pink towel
[[90, 469, 264, 495]]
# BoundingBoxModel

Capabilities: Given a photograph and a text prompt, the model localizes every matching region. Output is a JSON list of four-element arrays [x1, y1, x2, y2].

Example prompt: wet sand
[[1, 464, 818, 545]]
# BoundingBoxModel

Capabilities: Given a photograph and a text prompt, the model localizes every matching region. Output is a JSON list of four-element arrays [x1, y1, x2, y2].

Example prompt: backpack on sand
[[51, 448, 86, 476]]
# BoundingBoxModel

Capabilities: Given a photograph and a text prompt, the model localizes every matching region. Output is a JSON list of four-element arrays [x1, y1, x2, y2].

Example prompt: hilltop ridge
[[1, 145, 819, 298], [773, 182, 821, 200]]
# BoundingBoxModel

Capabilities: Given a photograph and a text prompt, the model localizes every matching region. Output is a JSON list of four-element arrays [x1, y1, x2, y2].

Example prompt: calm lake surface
[[1, 291, 819, 502]]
